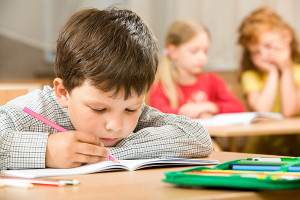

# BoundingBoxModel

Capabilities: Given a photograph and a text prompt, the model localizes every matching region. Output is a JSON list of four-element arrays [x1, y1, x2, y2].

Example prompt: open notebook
[[1, 158, 219, 178], [194, 112, 283, 126]]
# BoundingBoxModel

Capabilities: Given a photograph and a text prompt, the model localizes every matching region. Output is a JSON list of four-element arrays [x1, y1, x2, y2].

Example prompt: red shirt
[[150, 72, 245, 114]]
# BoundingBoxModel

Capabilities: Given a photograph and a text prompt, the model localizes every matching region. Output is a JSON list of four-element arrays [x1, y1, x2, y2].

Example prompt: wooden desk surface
[[1, 151, 300, 200], [207, 117, 300, 137]]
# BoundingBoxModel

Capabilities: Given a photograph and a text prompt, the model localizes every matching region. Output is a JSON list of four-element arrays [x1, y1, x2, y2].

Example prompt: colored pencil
[[231, 164, 300, 172], [186, 170, 300, 180], [23, 107, 119, 163], [23, 106, 67, 132], [250, 157, 300, 162], [0, 180, 34, 188], [236, 161, 291, 165], [0, 177, 80, 186]]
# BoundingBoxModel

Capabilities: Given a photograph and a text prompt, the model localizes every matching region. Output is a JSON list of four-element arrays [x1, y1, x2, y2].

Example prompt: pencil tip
[[72, 179, 80, 185]]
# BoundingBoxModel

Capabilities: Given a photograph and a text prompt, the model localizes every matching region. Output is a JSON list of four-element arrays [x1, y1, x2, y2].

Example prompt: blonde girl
[[150, 19, 244, 119]]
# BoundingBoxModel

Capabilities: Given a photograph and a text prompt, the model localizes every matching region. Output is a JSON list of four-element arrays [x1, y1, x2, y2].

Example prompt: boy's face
[[54, 79, 145, 147]]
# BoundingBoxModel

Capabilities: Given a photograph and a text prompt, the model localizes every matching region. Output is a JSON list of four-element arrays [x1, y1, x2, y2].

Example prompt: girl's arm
[[271, 41, 300, 117], [178, 101, 219, 118], [150, 81, 218, 118], [246, 69, 279, 112], [280, 67, 300, 117], [210, 75, 245, 113]]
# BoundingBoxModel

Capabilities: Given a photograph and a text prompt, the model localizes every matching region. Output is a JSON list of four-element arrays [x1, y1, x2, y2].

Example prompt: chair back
[[0, 89, 29, 106]]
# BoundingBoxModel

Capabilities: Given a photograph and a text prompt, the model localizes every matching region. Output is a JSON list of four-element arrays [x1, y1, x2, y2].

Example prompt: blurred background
[[0, 0, 299, 83]]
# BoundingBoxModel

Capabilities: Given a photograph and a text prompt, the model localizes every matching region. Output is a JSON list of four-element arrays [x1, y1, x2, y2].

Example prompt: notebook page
[[120, 159, 220, 171], [195, 112, 283, 127], [194, 112, 257, 126], [1, 161, 128, 178], [1, 159, 219, 178]]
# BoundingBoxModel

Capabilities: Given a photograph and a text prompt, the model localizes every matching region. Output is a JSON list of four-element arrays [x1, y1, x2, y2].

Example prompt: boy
[[0, 7, 212, 170]]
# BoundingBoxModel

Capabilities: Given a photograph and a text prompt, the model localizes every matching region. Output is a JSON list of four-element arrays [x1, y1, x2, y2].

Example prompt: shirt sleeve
[[0, 106, 48, 170], [0, 86, 68, 170], [209, 74, 245, 113], [241, 70, 264, 93], [149, 82, 180, 114], [108, 104, 213, 159]]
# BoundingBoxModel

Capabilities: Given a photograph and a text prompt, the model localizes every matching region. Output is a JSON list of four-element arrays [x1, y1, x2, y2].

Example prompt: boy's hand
[[46, 131, 110, 168]]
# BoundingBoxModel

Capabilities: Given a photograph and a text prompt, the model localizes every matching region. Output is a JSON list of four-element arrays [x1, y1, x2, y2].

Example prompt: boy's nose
[[105, 115, 123, 133]]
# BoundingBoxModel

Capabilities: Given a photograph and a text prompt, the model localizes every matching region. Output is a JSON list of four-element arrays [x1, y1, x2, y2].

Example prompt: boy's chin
[[104, 144, 115, 147], [103, 142, 118, 147]]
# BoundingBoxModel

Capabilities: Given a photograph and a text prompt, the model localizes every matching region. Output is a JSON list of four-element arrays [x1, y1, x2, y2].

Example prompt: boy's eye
[[92, 108, 106, 112], [125, 108, 137, 113]]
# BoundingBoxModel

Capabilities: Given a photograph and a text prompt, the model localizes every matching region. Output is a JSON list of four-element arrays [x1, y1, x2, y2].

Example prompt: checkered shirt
[[0, 86, 212, 169]]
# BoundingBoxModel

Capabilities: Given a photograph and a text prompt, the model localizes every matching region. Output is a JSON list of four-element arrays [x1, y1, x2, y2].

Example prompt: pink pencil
[[23, 107, 119, 163], [23, 107, 67, 132]]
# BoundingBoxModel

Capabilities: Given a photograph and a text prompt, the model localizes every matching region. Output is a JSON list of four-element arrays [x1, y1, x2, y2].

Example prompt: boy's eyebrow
[[131, 102, 144, 107], [87, 99, 144, 107], [124, 100, 144, 107]]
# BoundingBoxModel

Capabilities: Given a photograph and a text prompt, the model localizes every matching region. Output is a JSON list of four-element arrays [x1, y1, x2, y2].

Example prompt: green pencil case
[[163, 158, 300, 190]]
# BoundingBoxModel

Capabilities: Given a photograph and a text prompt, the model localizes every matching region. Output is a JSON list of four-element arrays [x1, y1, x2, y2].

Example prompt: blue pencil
[[232, 165, 300, 172]]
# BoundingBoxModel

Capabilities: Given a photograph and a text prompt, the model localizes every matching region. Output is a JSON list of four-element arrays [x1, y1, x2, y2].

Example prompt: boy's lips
[[101, 138, 119, 142]]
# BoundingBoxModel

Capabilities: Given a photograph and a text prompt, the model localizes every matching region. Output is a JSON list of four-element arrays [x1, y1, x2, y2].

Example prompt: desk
[[1, 151, 300, 200], [207, 117, 300, 151]]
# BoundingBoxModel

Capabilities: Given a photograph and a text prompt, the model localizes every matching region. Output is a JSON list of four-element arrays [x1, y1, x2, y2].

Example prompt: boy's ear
[[53, 78, 69, 108]]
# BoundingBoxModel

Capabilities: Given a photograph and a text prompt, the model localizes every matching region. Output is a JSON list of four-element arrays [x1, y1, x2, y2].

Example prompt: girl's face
[[247, 30, 291, 70], [169, 32, 210, 76]]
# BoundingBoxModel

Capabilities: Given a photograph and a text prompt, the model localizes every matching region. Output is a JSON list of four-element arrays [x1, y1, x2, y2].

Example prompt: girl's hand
[[252, 56, 278, 73], [179, 102, 204, 118], [46, 131, 110, 168], [189, 91, 208, 103], [198, 112, 214, 118], [269, 42, 293, 71], [179, 101, 218, 119]]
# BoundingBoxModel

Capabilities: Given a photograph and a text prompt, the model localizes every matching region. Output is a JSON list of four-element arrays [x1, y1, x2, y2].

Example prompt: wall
[[0, 0, 299, 71], [129, 0, 300, 71]]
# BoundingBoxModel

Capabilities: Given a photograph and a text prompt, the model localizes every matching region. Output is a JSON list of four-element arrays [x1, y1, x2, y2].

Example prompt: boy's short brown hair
[[54, 7, 158, 99]]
